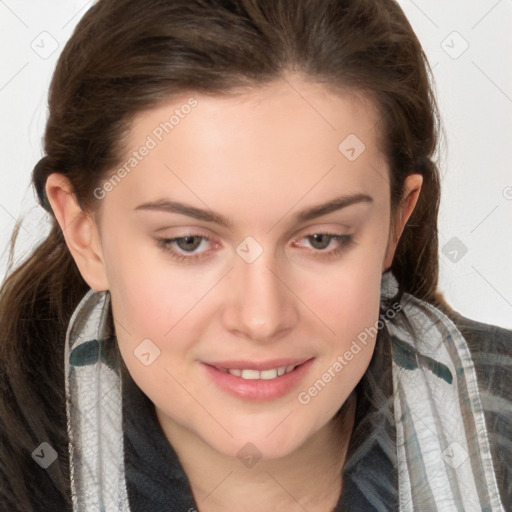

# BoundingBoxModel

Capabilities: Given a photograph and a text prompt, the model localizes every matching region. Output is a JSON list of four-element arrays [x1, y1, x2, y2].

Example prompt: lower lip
[[201, 359, 315, 401]]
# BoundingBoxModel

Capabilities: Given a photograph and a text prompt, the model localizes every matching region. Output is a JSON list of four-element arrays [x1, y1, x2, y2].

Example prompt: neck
[[156, 393, 357, 512]]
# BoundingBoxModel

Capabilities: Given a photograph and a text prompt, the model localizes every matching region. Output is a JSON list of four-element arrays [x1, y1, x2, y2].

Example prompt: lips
[[201, 357, 315, 401]]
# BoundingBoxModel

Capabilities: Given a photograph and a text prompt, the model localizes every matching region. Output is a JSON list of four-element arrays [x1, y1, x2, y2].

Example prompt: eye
[[155, 232, 356, 264], [156, 235, 213, 263], [293, 233, 356, 259]]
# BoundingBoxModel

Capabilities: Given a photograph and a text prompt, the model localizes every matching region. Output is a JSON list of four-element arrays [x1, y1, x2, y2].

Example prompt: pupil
[[311, 234, 330, 250], [178, 236, 200, 251]]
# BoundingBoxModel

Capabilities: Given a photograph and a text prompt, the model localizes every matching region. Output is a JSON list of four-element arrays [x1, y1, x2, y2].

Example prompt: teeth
[[259, 369, 278, 380], [241, 369, 262, 380], [222, 365, 297, 380]]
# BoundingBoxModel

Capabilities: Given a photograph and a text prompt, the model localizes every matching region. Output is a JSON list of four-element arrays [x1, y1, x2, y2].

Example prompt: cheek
[[101, 230, 198, 330], [297, 244, 384, 389], [103, 235, 214, 378], [99, 239, 182, 385], [324, 274, 381, 372], [303, 250, 383, 337], [298, 271, 382, 422]]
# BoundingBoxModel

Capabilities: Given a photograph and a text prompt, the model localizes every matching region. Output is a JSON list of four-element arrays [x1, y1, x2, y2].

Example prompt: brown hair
[[0, 0, 453, 508]]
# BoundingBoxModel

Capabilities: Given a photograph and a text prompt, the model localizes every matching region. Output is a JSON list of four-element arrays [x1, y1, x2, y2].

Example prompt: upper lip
[[203, 357, 313, 371]]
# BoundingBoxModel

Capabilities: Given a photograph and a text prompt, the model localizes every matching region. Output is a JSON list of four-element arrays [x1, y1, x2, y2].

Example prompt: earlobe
[[45, 173, 109, 291], [382, 173, 423, 272]]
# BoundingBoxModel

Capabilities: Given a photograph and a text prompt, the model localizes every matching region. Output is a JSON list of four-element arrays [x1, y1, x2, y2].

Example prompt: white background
[[1, 0, 511, 329]]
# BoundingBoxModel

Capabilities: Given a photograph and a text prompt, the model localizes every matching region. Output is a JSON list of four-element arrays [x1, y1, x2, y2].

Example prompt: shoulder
[[448, 309, 511, 414], [449, 310, 512, 390], [449, 311, 512, 507], [449, 310, 512, 353]]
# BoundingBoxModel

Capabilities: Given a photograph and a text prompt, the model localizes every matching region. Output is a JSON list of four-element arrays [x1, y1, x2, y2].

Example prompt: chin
[[200, 415, 318, 462]]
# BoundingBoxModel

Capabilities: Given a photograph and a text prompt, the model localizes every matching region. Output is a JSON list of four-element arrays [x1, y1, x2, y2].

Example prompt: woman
[[0, 0, 510, 510]]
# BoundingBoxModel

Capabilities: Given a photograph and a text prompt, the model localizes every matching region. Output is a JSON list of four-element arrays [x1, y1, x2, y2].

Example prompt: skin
[[46, 73, 422, 511]]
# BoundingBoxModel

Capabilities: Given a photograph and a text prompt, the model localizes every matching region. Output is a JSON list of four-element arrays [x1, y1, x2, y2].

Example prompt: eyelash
[[155, 232, 356, 264]]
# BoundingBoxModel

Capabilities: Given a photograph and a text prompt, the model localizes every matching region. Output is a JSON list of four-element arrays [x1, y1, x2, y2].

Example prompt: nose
[[222, 248, 298, 344]]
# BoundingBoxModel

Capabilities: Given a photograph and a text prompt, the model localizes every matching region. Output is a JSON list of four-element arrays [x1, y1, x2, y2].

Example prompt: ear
[[45, 173, 109, 291], [382, 173, 423, 271]]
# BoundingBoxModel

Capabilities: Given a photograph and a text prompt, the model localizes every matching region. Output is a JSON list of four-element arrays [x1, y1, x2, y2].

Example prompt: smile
[[201, 358, 315, 401], [214, 365, 299, 380]]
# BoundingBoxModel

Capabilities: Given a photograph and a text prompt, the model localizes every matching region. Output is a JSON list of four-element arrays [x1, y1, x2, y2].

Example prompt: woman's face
[[53, 75, 421, 460]]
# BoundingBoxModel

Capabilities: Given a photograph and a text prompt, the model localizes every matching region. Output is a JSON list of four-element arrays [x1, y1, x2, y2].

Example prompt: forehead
[[107, 77, 388, 220]]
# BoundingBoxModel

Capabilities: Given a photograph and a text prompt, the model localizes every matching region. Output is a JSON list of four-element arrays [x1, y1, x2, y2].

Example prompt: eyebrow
[[134, 193, 373, 229]]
